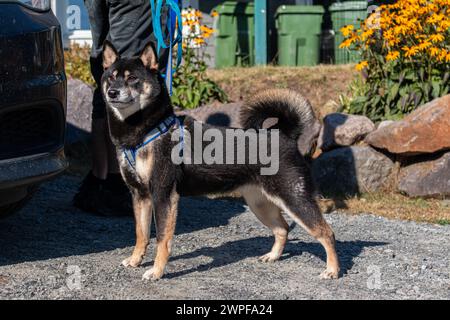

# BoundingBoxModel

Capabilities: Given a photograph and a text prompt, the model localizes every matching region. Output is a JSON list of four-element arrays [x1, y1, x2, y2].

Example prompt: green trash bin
[[214, 1, 255, 68], [275, 5, 325, 66], [330, 1, 368, 64]]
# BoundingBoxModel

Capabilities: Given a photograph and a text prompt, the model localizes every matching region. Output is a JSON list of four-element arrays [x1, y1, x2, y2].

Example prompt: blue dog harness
[[122, 115, 184, 170]]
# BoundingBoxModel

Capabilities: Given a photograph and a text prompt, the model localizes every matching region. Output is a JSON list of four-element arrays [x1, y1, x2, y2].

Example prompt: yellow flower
[[339, 38, 353, 49], [211, 10, 219, 18], [403, 46, 420, 58], [429, 47, 440, 57], [340, 25, 354, 38], [194, 38, 205, 45], [355, 61, 369, 71], [418, 40, 432, 50], [386, 51, 400, 61], [429, 34, 445, 43], [438, 49, 448, 61], [200, 25, 213, 33]]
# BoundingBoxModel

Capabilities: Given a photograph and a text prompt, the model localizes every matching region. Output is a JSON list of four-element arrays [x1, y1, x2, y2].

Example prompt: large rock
[[365, 95, 450, 155], [398, 152, 450, 198], [318, 113, 375, 151], [66, 79, 94, 144], [179, 102, 321, 157], [377, 120, 395, 130], [312, 146, 395, 196]]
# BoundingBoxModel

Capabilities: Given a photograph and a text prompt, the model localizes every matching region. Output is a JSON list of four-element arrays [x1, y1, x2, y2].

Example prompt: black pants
[[84, 0, 171, 119]]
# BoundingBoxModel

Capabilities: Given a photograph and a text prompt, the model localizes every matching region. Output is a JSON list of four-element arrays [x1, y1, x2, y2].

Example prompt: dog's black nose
[[108, 89, 119, 99]]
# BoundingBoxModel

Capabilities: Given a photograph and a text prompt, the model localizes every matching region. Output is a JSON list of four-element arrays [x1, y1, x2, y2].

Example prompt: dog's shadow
[[145, 236, 386, 279], [176, 196, 246, 235], [0, 192, 247, 266]]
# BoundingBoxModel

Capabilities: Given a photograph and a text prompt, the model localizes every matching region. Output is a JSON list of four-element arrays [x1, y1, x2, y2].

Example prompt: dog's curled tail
[[240, 89, 315, 140]]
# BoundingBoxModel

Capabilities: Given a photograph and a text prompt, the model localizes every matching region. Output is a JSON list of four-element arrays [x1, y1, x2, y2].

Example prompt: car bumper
[[0, 149, 68, 205], [0, 3, 66, 160]]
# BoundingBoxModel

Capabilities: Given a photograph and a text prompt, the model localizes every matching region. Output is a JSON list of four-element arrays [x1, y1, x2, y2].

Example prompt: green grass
[[437, 219, 450, 226]]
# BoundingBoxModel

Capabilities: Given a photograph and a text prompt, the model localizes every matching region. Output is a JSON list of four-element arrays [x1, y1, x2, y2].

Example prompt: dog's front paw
[[258, 252, 280, 263], [121, 256, 143, 268], [142, 266, 164, 281], [320, 268, 339, 280]]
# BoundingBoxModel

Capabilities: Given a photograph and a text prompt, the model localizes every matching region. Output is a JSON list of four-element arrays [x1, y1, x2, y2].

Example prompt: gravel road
[[0, 174, 449, 300]]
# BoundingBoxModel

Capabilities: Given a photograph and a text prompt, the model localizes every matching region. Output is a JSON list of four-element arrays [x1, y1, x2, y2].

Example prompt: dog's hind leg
[[241, 186, 289, 263], [262, 189, 340, 279], [122, 195, 152, 268], [142, 186, 179, 281]]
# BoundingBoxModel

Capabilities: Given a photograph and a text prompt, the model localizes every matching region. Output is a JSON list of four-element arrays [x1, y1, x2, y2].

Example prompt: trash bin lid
[[329, 1, 368, 12], [216, 1, 254, 15], [276, 5, 325, 17]]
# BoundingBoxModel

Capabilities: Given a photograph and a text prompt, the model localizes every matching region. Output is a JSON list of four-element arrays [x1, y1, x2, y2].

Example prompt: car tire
[[0, 186, 38, 219]]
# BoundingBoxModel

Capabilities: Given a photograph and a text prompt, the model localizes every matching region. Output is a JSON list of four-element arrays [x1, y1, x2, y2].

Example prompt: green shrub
[[64, 43, 95, 86], [171, 46, 228, 109], [340, 1, 450, 121], [172, 7, 228, 109]]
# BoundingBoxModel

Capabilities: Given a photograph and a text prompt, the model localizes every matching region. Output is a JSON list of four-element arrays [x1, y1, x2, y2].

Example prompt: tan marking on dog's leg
[[241, 186, 289, 263], [136, 148, 154, 184], [143, 188, 179, 281], [122, 196, 152, 268], [262, 190, 340, 279]]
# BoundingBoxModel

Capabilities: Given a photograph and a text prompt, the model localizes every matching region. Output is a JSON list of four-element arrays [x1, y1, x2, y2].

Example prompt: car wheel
[[0, 186, 38, 219]]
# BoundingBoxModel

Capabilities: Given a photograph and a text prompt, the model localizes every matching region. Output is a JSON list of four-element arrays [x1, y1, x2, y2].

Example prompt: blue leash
[[149, 0, 183, 96]]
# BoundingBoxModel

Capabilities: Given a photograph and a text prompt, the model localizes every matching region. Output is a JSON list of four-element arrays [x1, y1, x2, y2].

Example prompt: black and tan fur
[[101, 41, 340, 281]]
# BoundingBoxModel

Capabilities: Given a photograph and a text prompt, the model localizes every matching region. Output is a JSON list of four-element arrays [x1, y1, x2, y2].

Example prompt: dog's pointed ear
[[103, 41, 119, 69], [140, 43, 159, 70]]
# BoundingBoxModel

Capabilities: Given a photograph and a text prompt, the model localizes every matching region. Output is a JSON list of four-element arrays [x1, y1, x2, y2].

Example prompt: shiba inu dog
[[101, 41, 340, 281]]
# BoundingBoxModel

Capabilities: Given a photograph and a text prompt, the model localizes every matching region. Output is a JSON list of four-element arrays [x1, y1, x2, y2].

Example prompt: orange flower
[[355, 60, 369, 71], [386, 51, 400, 61], [194, 38, 205, 45], [340, 25, 354, 38]]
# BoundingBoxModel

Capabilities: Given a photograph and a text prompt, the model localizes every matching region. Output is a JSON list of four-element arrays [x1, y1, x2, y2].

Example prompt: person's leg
[[74, 0, 130, 215], [86, 0, 117, 179]]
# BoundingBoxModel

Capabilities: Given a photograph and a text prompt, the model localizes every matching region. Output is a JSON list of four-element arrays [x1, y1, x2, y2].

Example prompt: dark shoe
[[73, 172, 133, 217], [99, 173, 133, 216], [73, 171, 104, 214]]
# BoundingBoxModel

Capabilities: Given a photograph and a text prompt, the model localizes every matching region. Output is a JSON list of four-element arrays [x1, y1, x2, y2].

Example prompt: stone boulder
[[66, 79, 94, 144], [180, 101, 321, 157], [312, 146, 395, 196], [377, 120, 395, 130], [365, 95, 450, 155], [318, 113, 375, 151], [398, 152, 450, 198]]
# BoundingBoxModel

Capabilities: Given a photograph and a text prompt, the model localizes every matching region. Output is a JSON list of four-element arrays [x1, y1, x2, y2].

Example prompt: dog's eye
[[127, 75, 138, 83], [108, 75, 115, 82]]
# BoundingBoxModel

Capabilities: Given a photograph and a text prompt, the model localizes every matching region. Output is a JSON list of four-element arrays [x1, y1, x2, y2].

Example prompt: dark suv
[[0, 0, 67, 217]]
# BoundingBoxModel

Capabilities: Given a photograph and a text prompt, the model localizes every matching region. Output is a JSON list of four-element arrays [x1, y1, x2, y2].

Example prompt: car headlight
[[17, 0, 51, 11]]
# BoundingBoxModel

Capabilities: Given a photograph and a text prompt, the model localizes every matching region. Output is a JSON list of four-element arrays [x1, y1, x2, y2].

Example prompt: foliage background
[[340, 0, 450, 121]]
